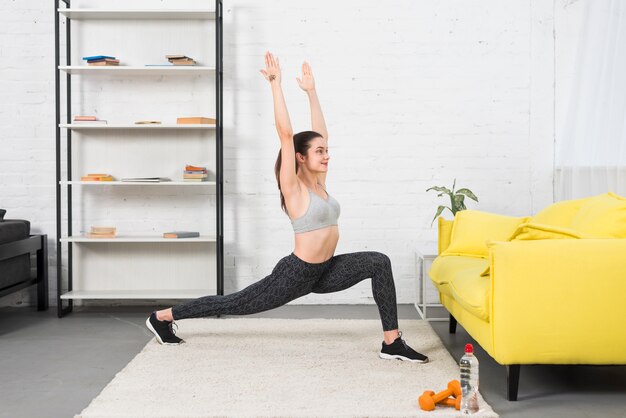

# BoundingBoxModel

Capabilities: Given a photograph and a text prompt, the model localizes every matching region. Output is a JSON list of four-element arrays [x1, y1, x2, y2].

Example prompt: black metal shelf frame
[[54, 0, 224, 318]]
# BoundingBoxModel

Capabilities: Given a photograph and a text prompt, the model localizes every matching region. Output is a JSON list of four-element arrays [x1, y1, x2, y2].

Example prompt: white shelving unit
[[54, 1, 224, 317]]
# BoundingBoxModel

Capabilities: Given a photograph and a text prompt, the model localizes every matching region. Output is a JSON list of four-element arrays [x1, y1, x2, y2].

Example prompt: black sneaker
[[379, 330, 428, 363], [145, 311, 185, 345]]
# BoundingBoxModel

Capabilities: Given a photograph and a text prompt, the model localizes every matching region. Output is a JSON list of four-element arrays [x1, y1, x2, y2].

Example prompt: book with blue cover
[[82, 55, 116, 61]]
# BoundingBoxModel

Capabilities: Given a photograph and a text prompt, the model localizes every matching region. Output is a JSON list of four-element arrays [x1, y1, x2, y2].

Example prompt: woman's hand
[[260, 51, 281, 85], [296, 61, 315, 92]]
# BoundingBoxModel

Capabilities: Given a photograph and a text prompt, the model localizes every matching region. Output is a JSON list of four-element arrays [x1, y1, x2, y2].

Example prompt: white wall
[[1, 0, 573, 308]]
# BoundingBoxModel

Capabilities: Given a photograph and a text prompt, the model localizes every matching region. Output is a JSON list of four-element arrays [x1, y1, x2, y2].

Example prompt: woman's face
[[303, 136, 329, 172]]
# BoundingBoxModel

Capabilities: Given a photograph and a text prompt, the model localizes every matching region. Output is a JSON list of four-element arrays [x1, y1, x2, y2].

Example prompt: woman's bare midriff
[[286, 181, 339, 263], [293, 225, 339, 263]]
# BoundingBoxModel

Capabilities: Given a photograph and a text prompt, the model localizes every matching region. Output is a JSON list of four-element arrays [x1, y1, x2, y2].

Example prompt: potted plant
[[426, 178, 478, 226]]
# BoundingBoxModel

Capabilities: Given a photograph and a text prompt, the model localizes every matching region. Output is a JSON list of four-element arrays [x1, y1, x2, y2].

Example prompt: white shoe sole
[[379, 352, 429, 363], [145, 317, 184, 345]]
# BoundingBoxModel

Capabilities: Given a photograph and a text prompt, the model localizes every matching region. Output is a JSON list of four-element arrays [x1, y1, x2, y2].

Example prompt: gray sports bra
[[290, 184, 341, 234]]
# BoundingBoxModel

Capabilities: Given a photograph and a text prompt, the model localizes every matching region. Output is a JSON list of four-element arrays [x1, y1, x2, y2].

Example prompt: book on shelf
[[120, 177, 171, 183], [73, 116, 107, 125], [182, 178, 208, 182], [163, 231, 200, 239], [88, 60, 120, 66], [183, 173, 208, 179], [169, 60, 196, 66], [82, 55, 119, 66], [81, 173, 114, 181], [165, 55, 189, 60], [91, 226, 116, 234], [185, 164, 207, 171], [166, 55, 196, 65], [85, 226, 116, 239], [134, 120, 162, 125], [82, 55, 115, 61], [176, 117, 216, 125], [86, 58, 119, 63]]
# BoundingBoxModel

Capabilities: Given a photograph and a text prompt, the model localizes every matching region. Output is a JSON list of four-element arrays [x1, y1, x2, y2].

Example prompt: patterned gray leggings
[[171, 251, 399, 331]]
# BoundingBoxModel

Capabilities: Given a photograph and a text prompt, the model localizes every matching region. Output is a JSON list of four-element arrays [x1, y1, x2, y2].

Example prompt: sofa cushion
[[430, 255, 488, 285], [440, 210, 528, 258], [449, 267, 491, 321], [510, 222, 584, 240], [530, 196, 591, 227], [429, 255, 490, 321], [569, 192, 626, 238]]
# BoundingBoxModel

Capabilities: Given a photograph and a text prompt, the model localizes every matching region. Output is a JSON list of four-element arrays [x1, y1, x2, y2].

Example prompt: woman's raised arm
[[297, 61, 328, 140], [260, 51, 299, 193]]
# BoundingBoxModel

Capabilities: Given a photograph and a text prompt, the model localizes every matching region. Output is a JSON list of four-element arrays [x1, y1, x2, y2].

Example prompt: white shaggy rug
[[75, 318, 498, 418]]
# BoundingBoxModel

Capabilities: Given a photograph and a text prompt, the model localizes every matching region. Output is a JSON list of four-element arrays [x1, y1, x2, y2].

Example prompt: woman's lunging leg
[[171, 275, 283, 320], [311, 251, 399, 332], [170, 255, 316, 320]]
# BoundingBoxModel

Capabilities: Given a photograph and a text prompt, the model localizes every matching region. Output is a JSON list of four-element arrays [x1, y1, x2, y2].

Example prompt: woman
[[145, 51, 428, 363]]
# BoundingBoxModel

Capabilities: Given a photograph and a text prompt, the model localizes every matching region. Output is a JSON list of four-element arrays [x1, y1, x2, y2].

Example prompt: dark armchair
[[0, 209, 48, 310]]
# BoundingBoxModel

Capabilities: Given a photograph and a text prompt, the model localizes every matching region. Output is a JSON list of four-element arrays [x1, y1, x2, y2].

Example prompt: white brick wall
[[1, 0, 579, 308]]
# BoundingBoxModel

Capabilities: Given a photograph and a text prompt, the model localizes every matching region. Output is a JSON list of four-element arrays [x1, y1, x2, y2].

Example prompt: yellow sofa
[[428, 192, 626, 400]]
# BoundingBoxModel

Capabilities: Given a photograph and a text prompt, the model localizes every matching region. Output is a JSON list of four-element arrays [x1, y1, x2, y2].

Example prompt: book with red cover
[[185, 164, 207, 172]]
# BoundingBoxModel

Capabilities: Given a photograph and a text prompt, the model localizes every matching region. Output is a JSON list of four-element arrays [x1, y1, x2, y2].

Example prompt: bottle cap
[[465, 343, 473, 353]]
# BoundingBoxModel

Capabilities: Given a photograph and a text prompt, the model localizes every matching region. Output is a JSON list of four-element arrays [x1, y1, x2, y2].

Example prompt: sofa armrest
[[489, 239, 626, 365], [437, 216, 454, 255]]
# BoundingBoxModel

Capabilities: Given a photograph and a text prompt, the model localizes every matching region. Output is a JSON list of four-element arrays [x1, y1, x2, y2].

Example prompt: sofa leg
[[507, 365, 521, 401], [449, 313, 457, 334]]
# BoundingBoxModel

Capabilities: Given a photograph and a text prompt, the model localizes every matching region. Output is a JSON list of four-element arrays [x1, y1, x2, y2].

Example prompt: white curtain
[[555, 0, 626, 200]]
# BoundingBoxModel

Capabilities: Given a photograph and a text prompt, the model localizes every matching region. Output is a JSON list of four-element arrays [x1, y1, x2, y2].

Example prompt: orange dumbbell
[[438, 396, 462, 410], [418, 380, 462, 411]]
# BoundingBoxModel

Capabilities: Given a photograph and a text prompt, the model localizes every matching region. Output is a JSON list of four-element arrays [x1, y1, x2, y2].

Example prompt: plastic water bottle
[[460, 343, 480, 414]]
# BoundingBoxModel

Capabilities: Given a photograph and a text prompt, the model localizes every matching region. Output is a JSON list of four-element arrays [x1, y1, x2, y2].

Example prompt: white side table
[[415, 250, 448, 321]]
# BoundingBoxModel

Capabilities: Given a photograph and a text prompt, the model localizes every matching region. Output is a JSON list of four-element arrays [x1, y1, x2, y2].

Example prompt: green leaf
[[456, 188, 479, 202], [430, 205, 447, 226], [452, 178, 456, 193], [426, 186, 452, 195], [452, 194, 465, 212]]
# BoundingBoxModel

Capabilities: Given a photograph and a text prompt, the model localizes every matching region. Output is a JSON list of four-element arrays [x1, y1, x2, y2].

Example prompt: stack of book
[[184, 165, 208, 182], [83, 55, 119, 66], [73, 116, 107, 125], [166, 55, 196, 65], [86, 226, 116, 239], [81, 173, 114, 181]]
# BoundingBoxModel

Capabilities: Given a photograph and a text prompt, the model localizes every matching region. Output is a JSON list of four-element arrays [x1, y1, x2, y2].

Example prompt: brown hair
[[274, 130, 323, 216]]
